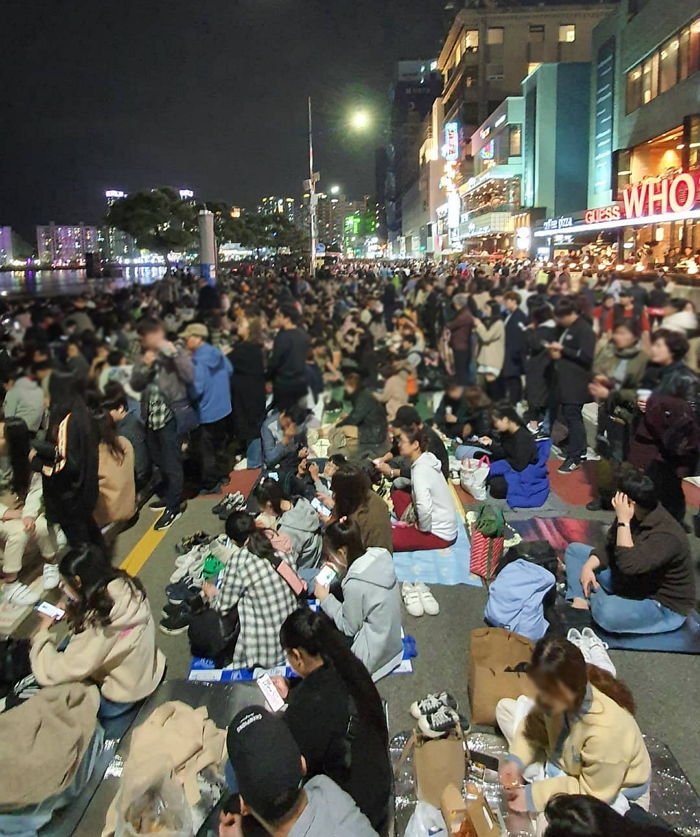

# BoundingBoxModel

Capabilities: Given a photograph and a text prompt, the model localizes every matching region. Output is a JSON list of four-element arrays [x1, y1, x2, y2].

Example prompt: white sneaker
[[567, 628, 584, 651], [581, 627, 616, 676], [414, 582, 439, 616], [402, 582, 424, 617], [418, 705, 460, 739], [3, 581, 40, 607], [410, 691, 458, 719], [42, 563, 60, 590]]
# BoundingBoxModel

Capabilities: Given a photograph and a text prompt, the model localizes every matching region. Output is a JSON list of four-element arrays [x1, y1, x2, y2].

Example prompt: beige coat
[[94, 437, 136, 527], [474, 318, 505, 372], [31, 578, 166, 703], [375, 369, 409, 421]]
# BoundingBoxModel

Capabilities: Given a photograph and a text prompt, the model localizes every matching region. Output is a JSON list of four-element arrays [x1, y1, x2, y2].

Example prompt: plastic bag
[[460, 456, 490, 501], [404, 801, 447, 837], [115, 764, 194, 837]]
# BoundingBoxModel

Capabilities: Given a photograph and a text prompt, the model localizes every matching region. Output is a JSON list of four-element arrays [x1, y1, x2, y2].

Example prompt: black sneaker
[[149, 498, 167, 512], [154, 508, 182, 531], [586, 497, 602, 511], [175, 531, 210, 555], [417, 705, 461, 739], [159, 610, 192, 635], [557, 459, 581, 474]]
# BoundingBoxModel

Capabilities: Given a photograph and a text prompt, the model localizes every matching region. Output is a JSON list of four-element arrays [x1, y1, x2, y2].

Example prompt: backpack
[[484, 559, 556, 641]]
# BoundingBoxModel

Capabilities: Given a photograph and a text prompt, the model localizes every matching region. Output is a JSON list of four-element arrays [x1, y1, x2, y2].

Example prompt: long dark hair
[[59, 545, 146, 633], [529, 637, 635, 715], [280, 608, 388, 746], [255, 477, 285, 516], [93, 408, 126, 463], [246, 528, 280, 563], [490, 401, 526, 429], [4, 417, 31, 498], [544, 794, 676, 837], [330, 464, 371, 520], [324, 519, 365, 568]]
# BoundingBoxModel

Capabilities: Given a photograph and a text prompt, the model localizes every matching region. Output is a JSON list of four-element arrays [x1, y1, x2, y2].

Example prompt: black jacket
[[503, 308, 528, 377], [525, 322, 557, 410], [489, 427, 538, 472], [268, 327, 310, 391], [554, 316, 595, 404], [337, 388, 387, 445], [230, 341, 266, 442]]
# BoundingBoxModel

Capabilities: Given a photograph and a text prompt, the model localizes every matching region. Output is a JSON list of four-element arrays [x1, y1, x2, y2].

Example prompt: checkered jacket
[[214, 545, 298, 669]]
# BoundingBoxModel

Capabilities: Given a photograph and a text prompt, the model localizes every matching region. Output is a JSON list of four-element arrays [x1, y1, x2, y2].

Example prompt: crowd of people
[[0, 256, 697, 836]]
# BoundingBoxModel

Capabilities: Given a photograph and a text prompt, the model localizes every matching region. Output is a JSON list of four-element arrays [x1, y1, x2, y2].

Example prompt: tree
[[106, 187, 198, 264]]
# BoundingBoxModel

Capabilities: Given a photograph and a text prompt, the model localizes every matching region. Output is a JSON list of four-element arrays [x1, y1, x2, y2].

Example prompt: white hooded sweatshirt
[[411, 451, 458, 542]]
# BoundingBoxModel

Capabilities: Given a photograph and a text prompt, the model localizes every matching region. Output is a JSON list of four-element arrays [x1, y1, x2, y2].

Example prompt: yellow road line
[[119, 524, 167, 575], [450, 482, 466, 522]]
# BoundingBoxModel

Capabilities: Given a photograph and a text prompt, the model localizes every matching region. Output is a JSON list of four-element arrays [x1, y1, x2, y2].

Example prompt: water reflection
[[0, 266, 164, 297]]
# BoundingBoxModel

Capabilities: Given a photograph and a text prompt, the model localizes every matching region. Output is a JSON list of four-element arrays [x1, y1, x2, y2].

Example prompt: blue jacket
[[191, 343, 233, 423], [489, 438, 551, 509], [484, 559, 555, 640]]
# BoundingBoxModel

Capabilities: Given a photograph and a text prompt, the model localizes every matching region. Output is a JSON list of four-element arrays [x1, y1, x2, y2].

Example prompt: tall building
[[301, 193, 368, 249], [102, 190, 138, 261], [258, 196, 301, 227], [533, 0, 700, 265], [385, 60, 443, 247], [36, 223, 99, 265], [0, 227, 17, 265]]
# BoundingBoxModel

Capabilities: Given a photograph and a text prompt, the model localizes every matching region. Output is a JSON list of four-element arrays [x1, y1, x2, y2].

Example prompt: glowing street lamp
[[330, 185, 341, 195], [350, 110, 370, 130]]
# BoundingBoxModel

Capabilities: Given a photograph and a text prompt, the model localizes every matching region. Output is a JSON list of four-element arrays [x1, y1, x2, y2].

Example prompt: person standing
[[548, 298, 595, 474], [131, 319, 195, 530], [446, 294, 474, 386], [501, 291, 528, 404], [268, 304, 310, 410], [182, 323, 233, 494], [230, 316, 267, 469]]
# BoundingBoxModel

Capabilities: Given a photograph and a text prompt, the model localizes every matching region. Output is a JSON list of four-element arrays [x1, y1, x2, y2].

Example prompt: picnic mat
[[597, 610, 700, 655], [200, 467, 261, 500], [392, 522, 482, 588], [510, 517, 608, 553], [189, 632, 417, 682]]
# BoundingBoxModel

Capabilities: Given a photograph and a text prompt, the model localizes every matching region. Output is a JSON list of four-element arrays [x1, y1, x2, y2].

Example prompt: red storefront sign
[[584, 170, 700, 224]]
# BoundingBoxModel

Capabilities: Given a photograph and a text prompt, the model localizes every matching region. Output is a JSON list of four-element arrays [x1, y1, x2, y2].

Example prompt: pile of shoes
[[401, 582, 439, 618], [160, 533, 236, 636], [410, 691, 469, 739], [212, 492, 247, 520]]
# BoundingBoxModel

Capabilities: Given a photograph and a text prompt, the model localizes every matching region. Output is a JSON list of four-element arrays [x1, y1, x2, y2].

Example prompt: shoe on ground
[[414, 582, 439, 616], [154, 508, 182, 531], [586, 498, 603, 511], [42, 563, 60, 590], [149, 498, 167, 512], [161, 599, 198, 619], [418, 705, 461, 739], [3, 581, 40, 607], [166, 580, 202, 605], [566, 628, 584, 650], [401, 582, 424, 617], [557, 459, 582, 474], [176, 531, 210, 555], [586, 448, 601, 461], [159, 611, 192, 636], [410, 691, 458, 719], [550, 444, 566, 460], [581, 627, 616, 676]]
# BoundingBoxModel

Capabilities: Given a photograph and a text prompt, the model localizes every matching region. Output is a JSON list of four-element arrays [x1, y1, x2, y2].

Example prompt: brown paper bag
[[468, 627, 536, 726], [413, 725, 466, 809]]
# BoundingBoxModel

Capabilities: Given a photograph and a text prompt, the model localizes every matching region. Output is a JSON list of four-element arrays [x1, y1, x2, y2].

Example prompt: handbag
[[171, 397, 200, 436], [468, 628, 536, 726], [469, 503, 506, 580], [460, 455, 490, 501]]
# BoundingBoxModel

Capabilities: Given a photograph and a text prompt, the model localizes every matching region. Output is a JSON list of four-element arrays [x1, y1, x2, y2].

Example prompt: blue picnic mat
[[393, 522, 482, 587], [598, 610, 700, 655]]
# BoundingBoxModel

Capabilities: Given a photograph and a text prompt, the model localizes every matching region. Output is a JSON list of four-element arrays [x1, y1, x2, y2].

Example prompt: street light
[[350, 110, 370, 130], [330, 185, 340, 195]]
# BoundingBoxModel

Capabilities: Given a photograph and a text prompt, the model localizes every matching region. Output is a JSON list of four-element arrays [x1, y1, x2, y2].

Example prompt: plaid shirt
[[214, 545, 298, 669], [146, 383, 173, 431]]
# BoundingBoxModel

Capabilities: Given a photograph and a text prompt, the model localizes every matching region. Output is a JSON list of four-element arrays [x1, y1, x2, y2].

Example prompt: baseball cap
[[181, 323, 209, 339], [226, 706, 303, 822], [393, 405, 421, 428]]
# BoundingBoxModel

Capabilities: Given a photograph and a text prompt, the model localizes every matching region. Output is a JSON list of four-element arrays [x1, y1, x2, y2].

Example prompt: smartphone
[[34, 601, 65, 621], [316, 564, 338, 588], [310, 497, 332, 517], [257, 673, 286, 713]]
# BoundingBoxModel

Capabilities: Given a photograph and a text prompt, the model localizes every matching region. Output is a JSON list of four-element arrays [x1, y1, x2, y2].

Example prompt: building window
[[465, 74, 477, 88], [688, 115, 700, 171], [559, 24, 576, 43], [486, 64, 504, 81], [487, 27, 504, 45], [509, 125, 522, 157], [659, 37, 679, 93], [464, 30, 479, 52], [528, 25, 544, 43], [626, 66, 642, 113], [615, 149, 632, 200], [642, 52, 659, 103]]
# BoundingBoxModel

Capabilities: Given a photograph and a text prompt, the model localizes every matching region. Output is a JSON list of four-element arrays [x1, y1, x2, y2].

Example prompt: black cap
[[226, 706, 303, 822], [393, 405, 421, 428]]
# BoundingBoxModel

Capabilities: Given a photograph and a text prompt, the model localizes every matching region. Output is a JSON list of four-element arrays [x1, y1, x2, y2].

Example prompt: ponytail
[[280, 608, 388, 746], [586, 663, 636, 715]]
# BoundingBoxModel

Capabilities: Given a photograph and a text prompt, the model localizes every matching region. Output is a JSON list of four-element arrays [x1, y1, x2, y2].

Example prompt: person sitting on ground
[[564, 468, 695, 635], [261, 403, 315, 485], [433, 379, 490, 442], [391, 426, 458, 552], [375, 404, 449, 482], [2, 365, 45, 435], [322, 463, 392, 553], [221, 705, 378, 837], [374, 359, 410, 422], [29, 545, 165, 719], [277, 608, 392, 830], [308, 453, 346, 496], [315, 519, 403, 681], [333, 371, 388, 454], [255, 478, 323, 574], [102, 382, 151, 492], [499, 636, 651, 822], [543, 793, 680, 837], [207, 527, 300, 671]]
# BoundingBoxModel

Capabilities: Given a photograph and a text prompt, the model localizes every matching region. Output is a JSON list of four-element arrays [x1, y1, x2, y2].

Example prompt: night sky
[[2, 0, 447, 240]]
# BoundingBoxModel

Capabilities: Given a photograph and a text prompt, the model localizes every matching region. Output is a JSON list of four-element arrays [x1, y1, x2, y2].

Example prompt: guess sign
[[622, 171, 700, 219]]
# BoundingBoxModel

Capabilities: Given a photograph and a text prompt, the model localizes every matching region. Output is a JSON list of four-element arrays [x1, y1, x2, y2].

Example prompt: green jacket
[[593, 342, 648, 420]]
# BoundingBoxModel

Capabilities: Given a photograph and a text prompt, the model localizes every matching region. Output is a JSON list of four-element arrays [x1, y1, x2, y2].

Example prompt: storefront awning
[[534, 208, 700, 237]]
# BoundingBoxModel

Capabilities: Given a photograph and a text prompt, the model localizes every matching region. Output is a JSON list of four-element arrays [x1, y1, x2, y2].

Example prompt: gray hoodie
[[3, 376, 45, 433], [290, 775, 377, 836], [320, 547, 403, 682], [279, 498, 323, 570]]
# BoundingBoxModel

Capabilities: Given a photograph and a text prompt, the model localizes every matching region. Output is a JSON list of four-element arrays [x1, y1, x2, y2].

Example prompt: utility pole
[[305, 96, 319, 279]]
